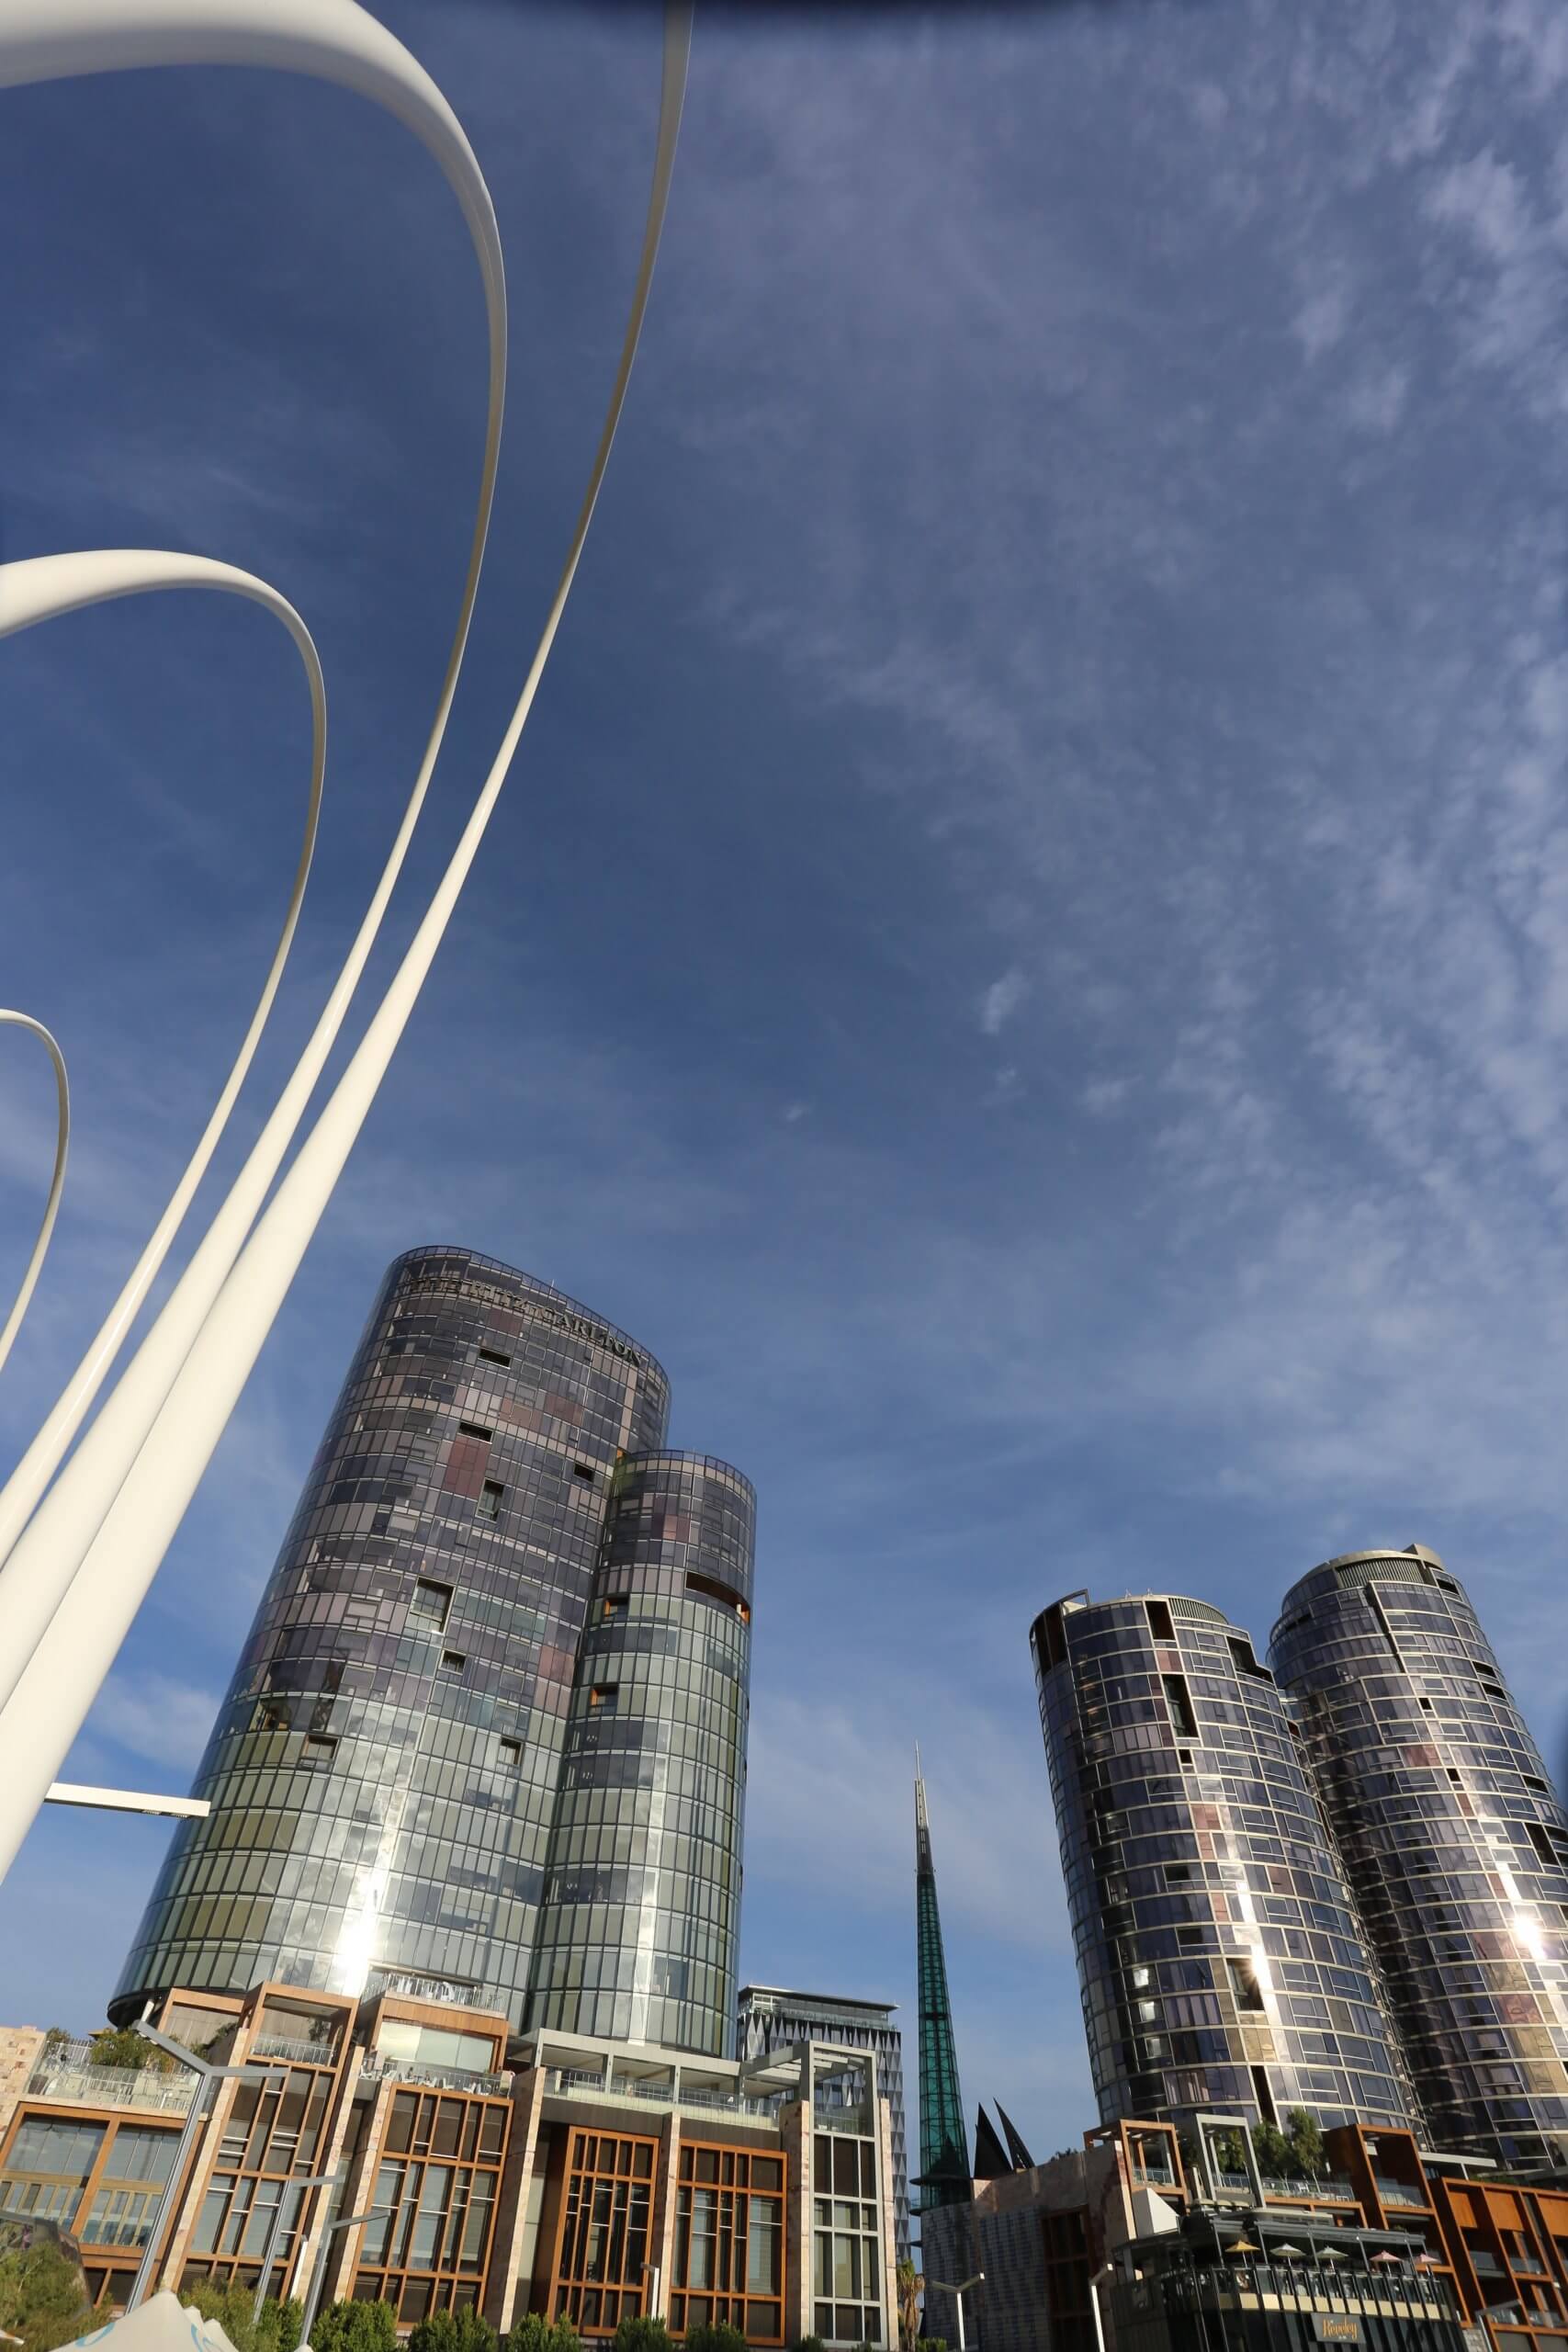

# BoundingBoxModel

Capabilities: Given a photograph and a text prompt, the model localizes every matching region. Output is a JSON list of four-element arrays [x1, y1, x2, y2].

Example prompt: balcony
[[1372, 2176, 1428, 2210], [26, 2042, 196, 2116], [1259, 2175, 1357, 2202], [250, 2031, 341, 2068], [360, 2053, 512, 2096], [543, 2066, 781, 2123]]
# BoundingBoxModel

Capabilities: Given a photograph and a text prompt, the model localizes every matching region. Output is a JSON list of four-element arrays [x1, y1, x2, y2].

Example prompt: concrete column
[[290, 2047, 365, 2312], [648, 2109, 681, 2320]]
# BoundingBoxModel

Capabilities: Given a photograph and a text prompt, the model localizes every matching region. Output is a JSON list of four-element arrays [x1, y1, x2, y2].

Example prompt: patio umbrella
[[1271, 2245, 1304, 2259]]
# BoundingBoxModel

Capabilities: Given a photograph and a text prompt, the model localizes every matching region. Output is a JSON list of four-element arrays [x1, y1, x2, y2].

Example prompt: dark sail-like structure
[[914, 1751, 971, 2207]]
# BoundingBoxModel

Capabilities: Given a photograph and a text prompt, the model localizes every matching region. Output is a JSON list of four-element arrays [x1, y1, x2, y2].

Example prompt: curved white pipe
[[0, 1, 505, 1686], [0, 1013, 69, 1377], [0, 549, 325, 1372], [0, 548, 325, 1581], [0, 2, 693, 1883]]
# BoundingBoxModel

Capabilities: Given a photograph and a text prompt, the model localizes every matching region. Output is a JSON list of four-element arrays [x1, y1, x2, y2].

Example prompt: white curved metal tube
[[0, 0, 505, 1708], [0, 548, 325, 1621], [0, 1012, 69, 1376], [0, 3, 693, 1883]]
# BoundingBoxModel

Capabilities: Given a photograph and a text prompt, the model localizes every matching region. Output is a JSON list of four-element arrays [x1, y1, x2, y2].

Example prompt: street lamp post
[[296, 2206, 392, 2349], [925, 2272, 986, 2352], [128, 2025, 283, 2313], [253, 2174, 335, 2324]]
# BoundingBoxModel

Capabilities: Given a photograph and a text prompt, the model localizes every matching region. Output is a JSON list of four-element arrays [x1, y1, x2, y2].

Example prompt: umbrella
[[1315, 2246, 1346, 2263], [1371, 2253, 1402, 2267], [1271, 2245, 1304, 2259], [1227, 2239, 1260, 2259]]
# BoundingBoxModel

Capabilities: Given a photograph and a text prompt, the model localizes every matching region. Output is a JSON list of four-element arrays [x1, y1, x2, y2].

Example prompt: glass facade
[[113, 1248, 673, 2023], [546, 2126, 658, 2338], [1269, 1547, 1568, 2171], [812, 2129, 884, 2346], [348, 2086, 510, 2320], [737, 1986, 909, 2263], [525, 1453, 755, 2058], [1032, 1591, 1416, 2139], [671, 2140, 785, 2344]]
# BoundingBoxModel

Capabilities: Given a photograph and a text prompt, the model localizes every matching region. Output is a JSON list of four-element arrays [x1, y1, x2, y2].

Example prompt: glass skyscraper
[[525, 1451, 754, 2056], [1270, 1545, 1568, 2171], [1032, 1590, 1416, 2140], [113, 1248, 753, 2058]]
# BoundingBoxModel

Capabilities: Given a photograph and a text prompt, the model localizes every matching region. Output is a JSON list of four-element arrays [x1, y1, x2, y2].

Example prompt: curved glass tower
[[113, 1247, 672, 2023], [1032, 1589, 1416, 2138], [1270, 1546, 1568, 2171], [525, 1450, 755, 2056]]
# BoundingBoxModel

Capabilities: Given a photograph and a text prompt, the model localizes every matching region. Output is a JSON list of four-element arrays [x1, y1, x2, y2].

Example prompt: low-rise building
[[0, 1978, 898, 2346]]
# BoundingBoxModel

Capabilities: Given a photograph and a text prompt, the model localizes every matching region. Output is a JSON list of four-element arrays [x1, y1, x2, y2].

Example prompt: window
[[499, 1737, 522, 1766], [602, 1596, 628, 1622], [479, 1481, 504, 1521], [1226, 1958, 1266, 2013], [411, 1579, 453, 1629], [572, 1462, 596, 1484], [1528, 1826, 1556, 1870], [478, 1348, 511, 1367], [810, 2134, 879, 2348], [589, 1684, 618, 1711], [441, 1652, 467, 1676], [686, 1570, 750, 1622], [670, 2143, 785, 2341], [1145, 1600, 1176, 1643], [1162, 1675, 1198, 1740], [547, 2130, 657, 2339], [302, 1736, 337, 1769], [457, 1420, 492, 1442]]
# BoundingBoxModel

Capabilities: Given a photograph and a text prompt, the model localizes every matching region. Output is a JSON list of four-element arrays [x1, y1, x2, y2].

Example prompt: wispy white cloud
[[979, 970, 1026, 1036]]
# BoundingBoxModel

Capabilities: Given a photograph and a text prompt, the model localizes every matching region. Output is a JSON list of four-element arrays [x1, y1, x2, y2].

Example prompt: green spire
[[914, 1750, 971, 2208]]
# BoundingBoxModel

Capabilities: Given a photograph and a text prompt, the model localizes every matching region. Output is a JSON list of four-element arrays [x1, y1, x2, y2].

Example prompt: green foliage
[[791, 2339, 827, 2352], [505, 2314, 580, 2352], [682, 2325, 744, 2352], [39, 2030, 72, 2058], [1284, 2109, 1325, 2180], [86, 2026, 172, 2075], [897, 2256, 921, 2352], [181, 2278, 301, 2352], [1251, 2120, 1293, 2178], [0, 2242, 92, 2352], [306, 2301, 398, 2352], [408, 2311, 497, 2352], [307, 2301, 399, 2352], [609, 2318, 671, 2352], [915, 2336, 950, 2352]]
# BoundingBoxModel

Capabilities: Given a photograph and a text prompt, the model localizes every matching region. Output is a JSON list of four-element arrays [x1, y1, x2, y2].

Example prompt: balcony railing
[[360, 2053, 512, 2096], [544, 2067, 781, 2122], [1372, 2176, 1427, 2209], [1258, 2174, 1356, 2201], [251, 2031, 341, 2067], [26, 2044, 196, 2115]]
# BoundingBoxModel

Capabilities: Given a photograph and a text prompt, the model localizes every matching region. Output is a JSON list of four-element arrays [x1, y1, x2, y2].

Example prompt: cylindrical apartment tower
[[113, 1247, 670, 2023], [525, 1451, 755, 2056], [1032, 1590, 1417, 2139], [1270, 1546, 1568, 2171]]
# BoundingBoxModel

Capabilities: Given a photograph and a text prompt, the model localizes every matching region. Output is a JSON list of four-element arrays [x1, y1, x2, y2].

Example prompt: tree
[[0, 2242, 92, 2352], [1284, 2109, 1325, 2181], [1251, 2120, 1292, 2180], [409, 2311, 497, 2352], [39, 2030, 72, 2059], [609, 2319, 670, 2352], [182, 2278, 302, 2352], [509, 2318, 583, 2352], [87, 2025, 172, 2075], [683, 2326, 744, 2352], [897, 2257, 921, 2352], [790, 2339, 826, 2352], [308, 2299, 399, 2352]]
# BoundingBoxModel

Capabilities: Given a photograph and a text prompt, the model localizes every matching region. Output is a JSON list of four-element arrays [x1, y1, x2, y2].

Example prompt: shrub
[[408, 2312, 497, 2352], [610, 2318, 671, 2352], [683, 2326, 744, 2352], [181, 2280, 301, 2352], [307, 2299, 400, 2352]]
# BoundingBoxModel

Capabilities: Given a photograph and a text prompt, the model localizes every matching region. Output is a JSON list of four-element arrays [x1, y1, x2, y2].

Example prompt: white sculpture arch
[[0, 0, 691, 1879], [0, 1013, 69, 1379], [0, 548, 328, 1385]]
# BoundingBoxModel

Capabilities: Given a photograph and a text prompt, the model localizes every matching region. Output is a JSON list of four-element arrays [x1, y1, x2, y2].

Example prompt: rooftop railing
[[26, 2043, 196, 2114], [544, 2067, 781, 2122]]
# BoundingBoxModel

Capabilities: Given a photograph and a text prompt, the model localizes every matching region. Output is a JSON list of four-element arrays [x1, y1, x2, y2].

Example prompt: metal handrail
[[25, 2050, 196, 2113], [250, 2031, 340, 2066], [360, 2054, 512, 2095]]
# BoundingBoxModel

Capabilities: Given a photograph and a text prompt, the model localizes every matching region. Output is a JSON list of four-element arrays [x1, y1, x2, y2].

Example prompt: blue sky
[[4, 0, 1568, 2165]]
